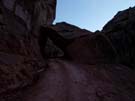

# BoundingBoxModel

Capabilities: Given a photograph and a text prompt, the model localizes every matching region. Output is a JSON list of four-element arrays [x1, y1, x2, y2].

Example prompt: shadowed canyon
[[0, 0, 135, 101]]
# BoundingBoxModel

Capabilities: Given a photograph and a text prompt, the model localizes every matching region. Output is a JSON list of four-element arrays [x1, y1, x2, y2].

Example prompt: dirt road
[[22, 59, 135, 101]]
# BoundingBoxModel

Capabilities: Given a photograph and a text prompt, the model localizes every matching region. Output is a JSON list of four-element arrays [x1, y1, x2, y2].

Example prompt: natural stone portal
[[40, 25, 117, 64], [39, 26, 73, 59]]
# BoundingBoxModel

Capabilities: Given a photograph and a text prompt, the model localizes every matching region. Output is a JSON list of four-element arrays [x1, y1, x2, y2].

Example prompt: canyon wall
[[0, 0, 56, 100]]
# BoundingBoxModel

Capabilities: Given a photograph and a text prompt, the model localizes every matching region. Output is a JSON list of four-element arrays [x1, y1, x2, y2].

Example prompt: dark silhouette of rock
[[51, 22, 92, 39], [102, 7, 135, 68]]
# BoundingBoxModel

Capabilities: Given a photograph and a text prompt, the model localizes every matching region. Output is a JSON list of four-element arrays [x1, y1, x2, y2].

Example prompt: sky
[[54, 0, 135, 32]]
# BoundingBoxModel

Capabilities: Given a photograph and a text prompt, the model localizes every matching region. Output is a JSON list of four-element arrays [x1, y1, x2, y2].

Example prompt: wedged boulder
[[102, 7, 135, 68], [39, 22, 93, 58], [40, 26, 117, 64], [66, 32, 118, 64]]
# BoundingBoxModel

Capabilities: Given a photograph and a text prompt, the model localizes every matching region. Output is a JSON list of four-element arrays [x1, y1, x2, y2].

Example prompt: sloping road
[[22, 59, 135, 101]]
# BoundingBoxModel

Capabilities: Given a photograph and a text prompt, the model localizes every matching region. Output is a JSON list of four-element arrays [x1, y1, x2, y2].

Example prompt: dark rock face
[[102, 7, 135, 68], [0, 0, 56, 100], [66, 32, 118, 64], [39, 22, 93, 58]]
